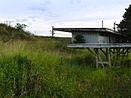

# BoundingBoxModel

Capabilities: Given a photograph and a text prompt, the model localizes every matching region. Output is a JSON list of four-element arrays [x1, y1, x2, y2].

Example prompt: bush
[[73, 34, 85, 43]]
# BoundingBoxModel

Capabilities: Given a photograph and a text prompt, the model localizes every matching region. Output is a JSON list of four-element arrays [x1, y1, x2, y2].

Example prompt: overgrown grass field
[[0, 38, 130, 97]]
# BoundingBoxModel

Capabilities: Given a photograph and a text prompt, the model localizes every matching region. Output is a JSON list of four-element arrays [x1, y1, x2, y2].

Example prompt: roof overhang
[[52, 27, 123, 36]]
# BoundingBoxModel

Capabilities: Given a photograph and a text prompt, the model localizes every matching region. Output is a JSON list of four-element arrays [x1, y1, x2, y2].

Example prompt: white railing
[[68, 43, 131, 48]]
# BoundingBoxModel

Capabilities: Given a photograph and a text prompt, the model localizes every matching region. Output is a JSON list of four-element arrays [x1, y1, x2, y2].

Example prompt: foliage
[[70, 49, 95, 66], [0, 55, 44, 97], [73, 34, 85, 43], [0, 38, 130, 97], [15, 23, 27, 31], [0, 23, 34, 42], [117, 4, 131, 42]]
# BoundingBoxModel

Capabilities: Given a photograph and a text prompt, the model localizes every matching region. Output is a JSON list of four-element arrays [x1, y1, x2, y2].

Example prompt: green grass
[[0, 39, 130, 97]]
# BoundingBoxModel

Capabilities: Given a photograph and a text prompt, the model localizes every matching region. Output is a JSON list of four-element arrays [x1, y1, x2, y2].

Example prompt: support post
[[95, 48, 99, 68], [107, 48, 111, 66], [113, 48, 117, 66], [87, 47, 130, 68], [52, 26, 55, 37]]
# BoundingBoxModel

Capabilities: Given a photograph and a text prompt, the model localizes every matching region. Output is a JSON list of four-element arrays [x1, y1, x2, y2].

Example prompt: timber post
[[68, 43, 131, 68]]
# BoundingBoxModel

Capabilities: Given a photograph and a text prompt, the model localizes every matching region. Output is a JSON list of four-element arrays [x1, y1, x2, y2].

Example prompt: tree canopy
[[15, 23, 27, 31], [117, 4, 131, 42]]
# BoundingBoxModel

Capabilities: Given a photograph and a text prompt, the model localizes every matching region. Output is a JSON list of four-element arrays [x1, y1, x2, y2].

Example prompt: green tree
[[73, 34, 85, 43], [117, 4, 131, 42], [15, 23, 27, 31]]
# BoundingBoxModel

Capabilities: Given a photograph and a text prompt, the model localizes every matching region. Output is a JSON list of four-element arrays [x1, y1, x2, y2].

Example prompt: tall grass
[[0, 39, 130, 97]]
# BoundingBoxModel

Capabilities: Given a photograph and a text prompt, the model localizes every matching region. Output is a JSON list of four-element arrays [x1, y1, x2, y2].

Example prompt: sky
[[0, 0, 130, 37]]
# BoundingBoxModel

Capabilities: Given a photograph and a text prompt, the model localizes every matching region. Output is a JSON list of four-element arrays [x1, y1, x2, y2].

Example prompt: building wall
[[109, 35, 116, 43], [98, 35, 109, 43], [109, 35, 122, 43], [72, 32, 99, 43], [72, 32, 115, 43]]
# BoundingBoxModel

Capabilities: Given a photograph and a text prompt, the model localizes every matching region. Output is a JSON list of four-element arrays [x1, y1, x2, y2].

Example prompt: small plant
[[73, 34, 85, 43]]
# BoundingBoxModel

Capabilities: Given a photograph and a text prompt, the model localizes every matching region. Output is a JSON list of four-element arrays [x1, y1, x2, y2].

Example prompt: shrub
[[73, 34, 85, 43]]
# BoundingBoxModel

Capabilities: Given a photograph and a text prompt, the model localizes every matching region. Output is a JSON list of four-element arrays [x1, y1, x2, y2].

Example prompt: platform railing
[[68, 43, 131, 48]]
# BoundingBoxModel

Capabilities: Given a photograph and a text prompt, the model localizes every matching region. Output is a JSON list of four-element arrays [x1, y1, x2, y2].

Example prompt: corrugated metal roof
[[53, 27, 122, 36]]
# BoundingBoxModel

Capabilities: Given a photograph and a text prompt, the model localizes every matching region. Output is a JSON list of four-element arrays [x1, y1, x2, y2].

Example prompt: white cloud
[[0, 0, 130, 37]]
